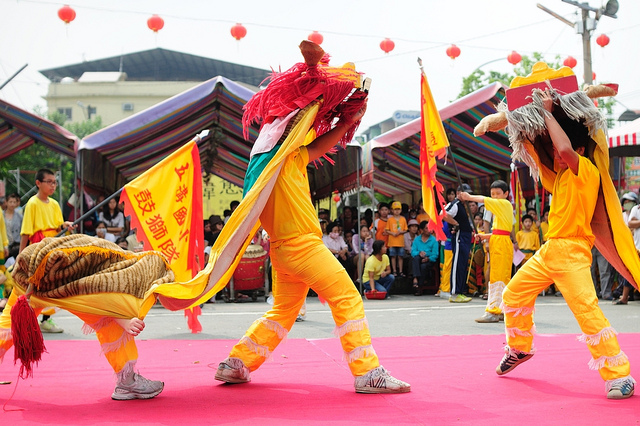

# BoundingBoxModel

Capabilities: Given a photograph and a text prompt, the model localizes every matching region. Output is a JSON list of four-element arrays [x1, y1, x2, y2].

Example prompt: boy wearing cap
[[386, 201, 408, 277], [459, 180, 514, 321]]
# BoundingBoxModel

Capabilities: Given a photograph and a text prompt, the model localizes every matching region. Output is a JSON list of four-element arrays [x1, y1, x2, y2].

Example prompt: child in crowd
[[459, 180, 514, 323], [371, 203, 389, 245], [362, 240, 394, 296], [386, 201, 408, 277], [515, 214, 540, 267]]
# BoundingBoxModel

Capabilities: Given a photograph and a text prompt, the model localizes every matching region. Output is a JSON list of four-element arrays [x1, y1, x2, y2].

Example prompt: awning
[[0, 98, 79, 160], [364, 82, 522, 198], [609, 118, 640, 157], [78, 76, 259, 194]]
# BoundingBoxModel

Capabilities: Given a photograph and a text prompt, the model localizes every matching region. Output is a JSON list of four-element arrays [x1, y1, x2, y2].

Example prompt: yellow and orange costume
[[475, 63, 640, 389], [482, 197, 513, 315]]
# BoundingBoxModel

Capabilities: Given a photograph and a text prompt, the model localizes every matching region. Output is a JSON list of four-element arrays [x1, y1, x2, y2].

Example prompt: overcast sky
[[1, 0, 638, 133]]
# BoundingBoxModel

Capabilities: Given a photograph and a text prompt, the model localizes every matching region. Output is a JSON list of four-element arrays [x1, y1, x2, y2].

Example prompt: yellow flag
[[121, 140, 204, 282], [420, 71, 449, 241]]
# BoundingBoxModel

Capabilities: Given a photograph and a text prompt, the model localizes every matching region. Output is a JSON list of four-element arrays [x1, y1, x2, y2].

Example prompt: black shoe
[[496, 347, 533, 375]]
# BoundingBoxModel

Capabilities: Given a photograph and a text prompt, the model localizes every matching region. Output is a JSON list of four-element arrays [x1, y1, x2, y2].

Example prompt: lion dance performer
[[475, 62, 640, 399], [213, 41, 410, 393], [0, 235, 170, 400]]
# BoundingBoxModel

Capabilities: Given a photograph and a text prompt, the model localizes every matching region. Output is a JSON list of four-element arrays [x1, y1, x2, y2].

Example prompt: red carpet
[[2, 334, 640, 425]]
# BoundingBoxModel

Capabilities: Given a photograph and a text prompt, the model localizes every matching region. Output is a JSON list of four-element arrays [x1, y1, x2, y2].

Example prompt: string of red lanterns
[[147, 14, 164, 33], [57, 4, 76, 24]]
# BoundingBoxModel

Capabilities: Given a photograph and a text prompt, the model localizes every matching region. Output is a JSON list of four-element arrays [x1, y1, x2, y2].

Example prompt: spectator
[[443, 184, 474, 303], [115, 236, 129, 250], [411, 221, 439, 292], [99, 197, 126, 237], [20, 168, 74, 333], [362, 240, 394, 296], [4, 193, 22, 259], [416, 201, 430, 224], [515, 214, 541, 266], [95, 221, 117, 243], [371, 203, 390, 245], [352, 224, 373, 277], [323, 221, 350, 272], [209, 215, 224, 245], [613, 192, 639, 305], [404, 219, 419, 275], [341, 206, 357, 235], [204, 220, 215, 246], [386, 201, 408, 277], [318, 208, 331, 223]]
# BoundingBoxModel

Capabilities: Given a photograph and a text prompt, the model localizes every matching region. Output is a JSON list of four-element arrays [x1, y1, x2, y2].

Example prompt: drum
[[232, 244, 267, 291]]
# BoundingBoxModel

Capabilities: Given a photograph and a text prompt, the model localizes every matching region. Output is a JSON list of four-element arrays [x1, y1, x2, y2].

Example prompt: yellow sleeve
[[0, 214, 7, 248]]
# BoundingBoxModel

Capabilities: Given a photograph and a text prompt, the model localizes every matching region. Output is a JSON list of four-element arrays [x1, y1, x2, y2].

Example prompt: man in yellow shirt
[[19, 168, 74, 333], [459, 180, 514, 323], [495, 89, 634, 399]]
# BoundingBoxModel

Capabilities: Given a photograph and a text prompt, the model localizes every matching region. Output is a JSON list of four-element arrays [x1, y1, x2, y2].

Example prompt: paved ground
[[45, 293, 640, 341]]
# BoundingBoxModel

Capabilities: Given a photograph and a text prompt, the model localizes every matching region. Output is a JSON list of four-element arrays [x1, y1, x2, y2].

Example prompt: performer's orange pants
[[0, 289, 138, 376], [503, 238, 630, 381], [229, 233, 379, 376]]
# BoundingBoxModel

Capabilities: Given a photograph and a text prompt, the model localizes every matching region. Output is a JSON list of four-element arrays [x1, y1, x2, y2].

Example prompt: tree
[[457, 53, 562, 98]]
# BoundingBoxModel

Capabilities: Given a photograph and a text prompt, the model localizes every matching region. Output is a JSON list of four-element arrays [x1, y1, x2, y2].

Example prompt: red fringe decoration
[[184, 306, 202, 334], [243, 59, 366, 150], [11, 295, 46, 378]]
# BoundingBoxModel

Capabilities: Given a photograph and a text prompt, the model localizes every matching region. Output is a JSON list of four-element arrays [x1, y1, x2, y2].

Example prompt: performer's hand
[[458, 191, 471, 201], [115, 317, 146, 336], [539, 89, 554, 113]]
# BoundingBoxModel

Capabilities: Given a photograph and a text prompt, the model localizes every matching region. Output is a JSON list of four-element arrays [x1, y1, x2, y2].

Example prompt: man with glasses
[[19, 168, 74, 333]]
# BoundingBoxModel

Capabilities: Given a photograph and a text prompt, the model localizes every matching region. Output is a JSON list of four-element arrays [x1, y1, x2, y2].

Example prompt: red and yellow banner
[[121, 140, 204, 282], [420, 71, 449, 241]]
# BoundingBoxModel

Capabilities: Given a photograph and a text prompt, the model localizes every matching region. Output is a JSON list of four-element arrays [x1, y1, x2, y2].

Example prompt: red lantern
[[308, 31, 323, 45], [147, 14, 164, 33], [333, 193, 341, 203], [563, 56, 577, 69], [592, 71, 596, 81], [380, 38, 395, 54], [446, 44, 461, 60], [231, 23, 247, 41], [596, 33, 610, 48], [507, 51, 522, 65], [57, 5, 76, 24]]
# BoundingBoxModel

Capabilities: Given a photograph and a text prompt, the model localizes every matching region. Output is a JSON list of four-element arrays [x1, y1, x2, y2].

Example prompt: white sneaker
[[40, 318, 64, 333], [439, 292, 450, 299], [112, 373, 164, 400], [354, 366, 410, 394], [215, 357, 251, 384]]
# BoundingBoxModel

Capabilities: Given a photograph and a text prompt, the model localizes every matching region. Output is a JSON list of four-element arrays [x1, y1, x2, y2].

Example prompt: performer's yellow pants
[[229, 233, 379, 376], [503, 238, 630, 381], [439, 249, 452, 293], [0, 289, 137, 375], [486, 235, 512, 314]]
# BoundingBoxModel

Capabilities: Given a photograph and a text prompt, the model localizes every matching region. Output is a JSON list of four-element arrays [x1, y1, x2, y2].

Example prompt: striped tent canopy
[[609, 117, 640, 157], [78, 76, 259, 194], [0, 98, 79, 160], [363, 82, 531, 198]]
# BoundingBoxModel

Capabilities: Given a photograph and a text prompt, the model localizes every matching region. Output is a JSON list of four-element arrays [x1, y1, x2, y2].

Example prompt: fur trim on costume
[[506, 324, 537, 338], [116, 360, 136, 383], [239, 335, 272, 360], [256, 318, 288, 340], [82, 317, 114, 335], [333, 318, 369, 338], [344, 344, 377, 364], [577, 327, 618, 346], [0, 327, 12, 343], [504, 345, 536, 356], [589, 351, 629, 371], [100, 332, 134, 355], [500, 303, 535, 317]]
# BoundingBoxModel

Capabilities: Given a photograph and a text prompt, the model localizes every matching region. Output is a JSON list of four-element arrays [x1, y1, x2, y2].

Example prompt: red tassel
[[11, 295, 46, 378], [184, 306, 202, 334]]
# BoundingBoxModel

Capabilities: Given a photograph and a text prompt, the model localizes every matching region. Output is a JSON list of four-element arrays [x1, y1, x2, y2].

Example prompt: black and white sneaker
[[496, 346, 533, 376]]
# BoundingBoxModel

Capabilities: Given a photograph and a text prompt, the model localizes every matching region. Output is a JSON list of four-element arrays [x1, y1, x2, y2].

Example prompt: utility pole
[[537, 0, 619, 86]]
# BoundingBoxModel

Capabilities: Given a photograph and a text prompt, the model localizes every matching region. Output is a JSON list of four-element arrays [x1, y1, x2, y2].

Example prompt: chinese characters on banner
[[121, 140, 204, 282]]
